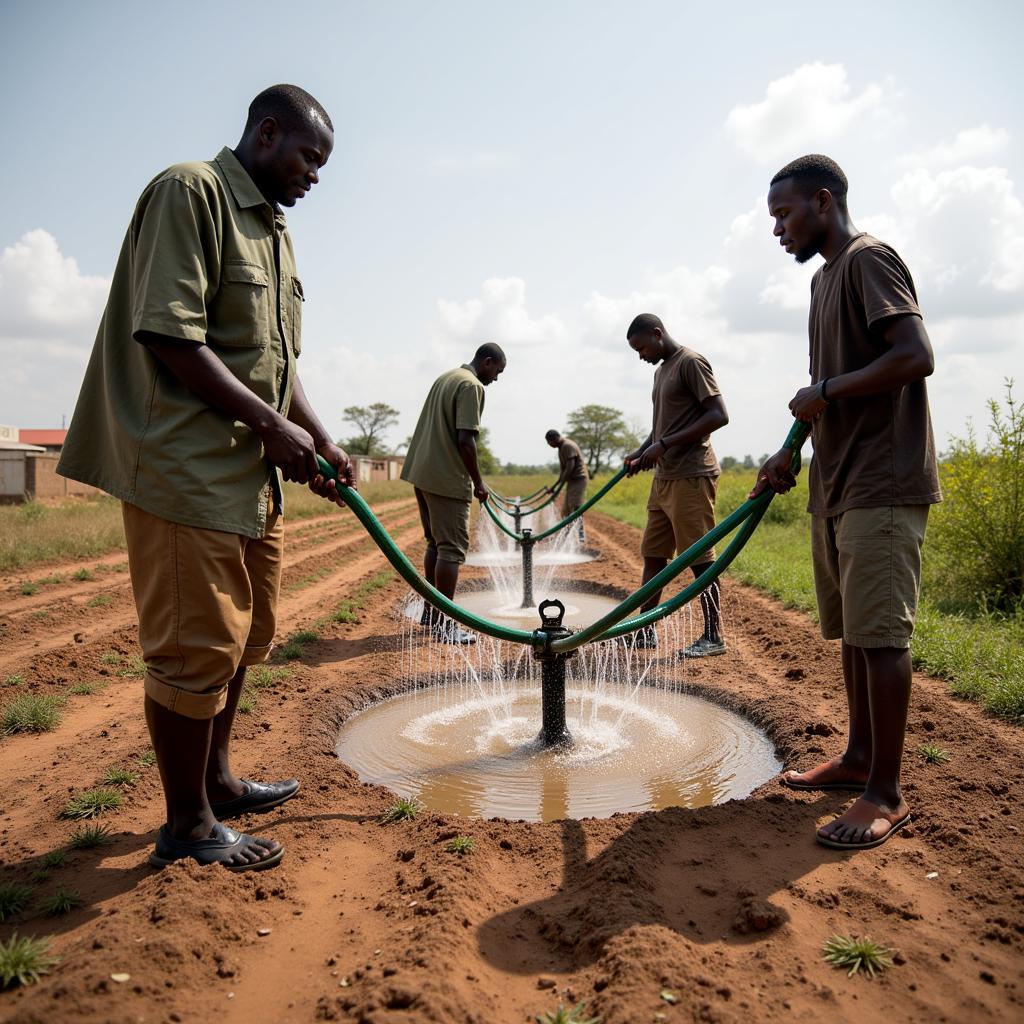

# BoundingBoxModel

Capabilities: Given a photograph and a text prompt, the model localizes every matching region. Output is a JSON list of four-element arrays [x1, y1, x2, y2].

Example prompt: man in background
[[401, 344, 507, 643], [624, 314, 729, 657], [544, 429, 589, 543]]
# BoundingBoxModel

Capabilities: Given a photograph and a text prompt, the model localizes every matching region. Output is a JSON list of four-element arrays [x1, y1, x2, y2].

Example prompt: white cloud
[[725, 62, 893, 164], [0, 230, 110, 428], [437, 276, 566, 347], [899, 124, 1009, 168]]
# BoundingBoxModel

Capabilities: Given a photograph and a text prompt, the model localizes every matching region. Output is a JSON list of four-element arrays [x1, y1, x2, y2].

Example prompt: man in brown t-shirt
[[624, 314, 730, 657], [753, 154, 940, 852], [544, 430, 589, 542]]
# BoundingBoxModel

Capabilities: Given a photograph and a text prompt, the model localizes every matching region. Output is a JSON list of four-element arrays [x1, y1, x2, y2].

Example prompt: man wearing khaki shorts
[[754, 154, 940, 851], [401, 343, 507, 643], [544, 430, 589, 543], [58, 86, 353, 871], [624, 314, 730, 657]]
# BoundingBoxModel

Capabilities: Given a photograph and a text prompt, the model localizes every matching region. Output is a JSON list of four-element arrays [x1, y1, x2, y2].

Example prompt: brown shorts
[[122, 501, 284, 720], [811, 505, 929, 649], [414, 487, 471, 564], [562, 478, 588, 515], [641, 476, 718, 561]]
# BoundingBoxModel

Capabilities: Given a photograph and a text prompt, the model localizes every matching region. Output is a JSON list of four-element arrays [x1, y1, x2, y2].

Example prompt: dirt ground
[[1, 500, 1022, 1024]]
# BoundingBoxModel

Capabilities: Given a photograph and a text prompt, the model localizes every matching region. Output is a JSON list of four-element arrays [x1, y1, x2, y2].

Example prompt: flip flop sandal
[[148, 823, 284, 871], [815, 812, 912, 851], [782, 775, 867, 793], [209, 778, 300, 819]]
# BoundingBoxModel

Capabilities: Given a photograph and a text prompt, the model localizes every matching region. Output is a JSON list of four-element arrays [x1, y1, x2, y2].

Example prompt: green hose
[[487, 482, 551, 505], [315, 419, 809, 647], [488, 485, 562, 518]]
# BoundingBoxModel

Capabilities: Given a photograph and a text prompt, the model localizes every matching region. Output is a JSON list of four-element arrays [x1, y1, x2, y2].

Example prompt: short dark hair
[[474, 342, 506, 364], [770, 154, 848, 203], [545, 429, 560, 441], [245, 84, 333, 135], [626, 313, 664, 339]]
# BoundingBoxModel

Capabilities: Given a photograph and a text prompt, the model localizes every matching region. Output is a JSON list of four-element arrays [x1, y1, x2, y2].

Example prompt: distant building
[[0, 425, 98, 503], [350, 454, 405, 484], [18, 429, 68, 452]]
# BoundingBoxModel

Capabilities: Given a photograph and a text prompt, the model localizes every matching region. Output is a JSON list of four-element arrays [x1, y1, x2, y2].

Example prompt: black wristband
[[819, 378, 830, 402], [658, 436, 669, 449]]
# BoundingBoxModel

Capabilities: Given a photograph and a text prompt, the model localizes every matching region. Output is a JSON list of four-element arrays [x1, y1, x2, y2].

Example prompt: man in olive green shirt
[[544, 430, 589, 543], [58, 85, 353, 872], [401, 343, 506, 643]]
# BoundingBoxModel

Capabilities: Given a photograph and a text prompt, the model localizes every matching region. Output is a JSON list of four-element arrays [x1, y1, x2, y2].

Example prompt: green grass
[[0, 933, 60, 989], [20, 581, 38, 596], [917, 742, 951, 764], [598, 467, 1024, 725], [535, 1003, 601, 1024], [33, 849, 68, 881], [60, 789, 124, 820], [0, 884, 34, 922], [67, 681, 104, 696], [445, 836, 475, 856], [99, 651, 121, 665], [2, 674, 25, 688], [86, 593, 112, 607], [823, 934, 895, 978], [0, 480, 412, 573], [2, 694, 64, 734], [137, 748, 157, 768], [72, 567, 93, 582], [102, 766, 139, 788], [237, 689, 256, 714], [247, 665, 291, 690], [381, 796, 424, 823], [38, 886, 82, 917], [329, 570, 396, 625], [69, 823, 114, 849]]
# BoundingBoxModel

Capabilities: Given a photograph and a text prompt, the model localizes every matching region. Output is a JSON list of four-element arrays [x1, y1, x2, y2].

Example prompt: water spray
[[520, 528, 535, 607], [532, 599, 573, 747]]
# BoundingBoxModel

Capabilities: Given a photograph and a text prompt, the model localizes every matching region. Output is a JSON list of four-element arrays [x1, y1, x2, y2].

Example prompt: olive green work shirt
[[57, 147, 303, 538], [400, 364, 485, 501]]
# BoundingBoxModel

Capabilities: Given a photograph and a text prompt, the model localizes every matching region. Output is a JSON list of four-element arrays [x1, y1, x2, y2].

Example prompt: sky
[[1, 0, 1022, 465]]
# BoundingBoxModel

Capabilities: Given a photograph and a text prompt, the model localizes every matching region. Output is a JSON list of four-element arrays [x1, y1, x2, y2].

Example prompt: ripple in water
[[336, 683, 781, 822]]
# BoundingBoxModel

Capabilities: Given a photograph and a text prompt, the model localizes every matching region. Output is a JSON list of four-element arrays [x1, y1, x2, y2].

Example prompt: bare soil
[[1, 503, 1021, 1024]]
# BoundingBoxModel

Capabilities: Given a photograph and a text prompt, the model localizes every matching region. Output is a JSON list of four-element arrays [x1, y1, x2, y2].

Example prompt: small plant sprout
[[446, 836, 475, 856], [138, 748, 157, 767], [38, 886, 82, 917], [237, 688, 256, 714], [60, 789, 124, 820], [3, 673, 25, 688], [102, 767, 139, 788], [99, 651, 121, 666], [69, 823, 114, 849], [535, 1003, 601, 1024], [87, 593, 112, 608], [381, 796, 424, 823], [0, 933, 60, 989], [822, 934, 895, 978], [0, 884, 34, 922], [917, 742, 951, 764], [72, 567, 93, 582], [32, 849, 68, 880], [2, 694, 64, 734]]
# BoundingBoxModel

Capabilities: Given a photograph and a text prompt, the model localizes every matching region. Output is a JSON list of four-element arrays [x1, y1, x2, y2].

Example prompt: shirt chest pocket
[[211, 261, 271, 348]]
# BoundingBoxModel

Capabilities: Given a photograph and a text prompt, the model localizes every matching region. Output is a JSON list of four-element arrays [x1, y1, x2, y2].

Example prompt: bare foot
[[781, 756, 868, 791], [816, 796, 911, 850]]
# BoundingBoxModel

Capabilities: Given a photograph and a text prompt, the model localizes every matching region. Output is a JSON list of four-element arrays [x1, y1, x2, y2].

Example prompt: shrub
[[2, 694, 63, 734], [926, 381, 1023, 615], [0, 934, 60, 988], [60, 789, 124, 820]]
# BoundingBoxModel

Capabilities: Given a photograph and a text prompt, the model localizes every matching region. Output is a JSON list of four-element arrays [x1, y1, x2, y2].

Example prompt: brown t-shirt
[[651, 346, 721, 479], [557, 438, 588, 482], [807, 233, 942, 517]]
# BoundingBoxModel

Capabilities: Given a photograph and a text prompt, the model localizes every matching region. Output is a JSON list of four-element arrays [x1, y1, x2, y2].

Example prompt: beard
[[794, 242, 820, 264]]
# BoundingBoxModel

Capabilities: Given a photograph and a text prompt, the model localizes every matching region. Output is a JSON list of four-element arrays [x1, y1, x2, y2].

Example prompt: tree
[[567, 404, 634, 475], [720, 455, 738, 471], [475, 427, 499, 475], [342, 403, 400, 456]]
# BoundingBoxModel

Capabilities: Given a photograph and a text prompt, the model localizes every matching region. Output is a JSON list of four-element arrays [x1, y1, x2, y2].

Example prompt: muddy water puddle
[[336, 684, 781, 821]]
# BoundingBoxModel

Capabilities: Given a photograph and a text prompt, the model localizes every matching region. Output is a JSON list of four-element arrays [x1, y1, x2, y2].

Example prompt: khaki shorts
[[562, 478, 587, 515], [122, 501, 284, 720], [811, 505, 929, 649], [641, 476, 718, 562], [414, 487, 471, 564]]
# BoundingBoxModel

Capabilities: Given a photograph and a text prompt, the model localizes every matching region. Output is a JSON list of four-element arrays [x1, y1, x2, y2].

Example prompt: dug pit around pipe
[[335, 681, 781, 822]]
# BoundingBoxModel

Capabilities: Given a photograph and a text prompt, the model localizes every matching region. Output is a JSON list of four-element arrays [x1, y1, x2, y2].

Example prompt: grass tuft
[[237, 689, 256, 714], [72, 567, 93, 581], [86, 593, 112, 607], [20, 582, 38, 596], [68, 681, 103, 696], [38, 886, 82, 917], [0, 933, 60, 989], [102, 766, 139, 788], [0, 884, 34, 922], [60, 788, 124, 820], [3, 673, 25, 688], [917, 742, 951, 764], [99, 651, 121, 665], [32, 850, 68, 881], [445, 836, 475, 856], [381, 796, 424, 823], [137, 748, 157, 768], [823, 934, 895, 978], [535, 1003, 601, 1024], [69, 823, 114, 849], [2, 694, 63, 734]]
